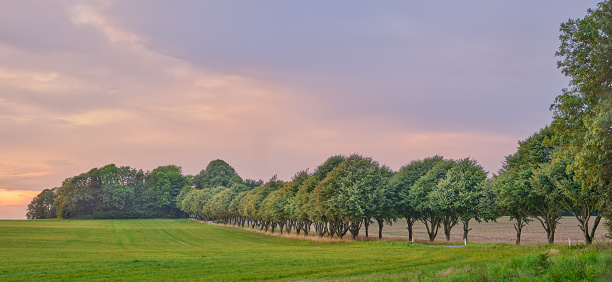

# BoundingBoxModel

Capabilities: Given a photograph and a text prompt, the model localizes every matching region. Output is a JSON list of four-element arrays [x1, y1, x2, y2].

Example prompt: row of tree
[[494, 127, 605, 244], [27, 146, 606, 245], [176, 155, 492, 242]]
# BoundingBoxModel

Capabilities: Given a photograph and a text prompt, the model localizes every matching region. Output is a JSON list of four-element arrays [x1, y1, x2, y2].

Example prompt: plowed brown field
[[364, 216, 608, 245]]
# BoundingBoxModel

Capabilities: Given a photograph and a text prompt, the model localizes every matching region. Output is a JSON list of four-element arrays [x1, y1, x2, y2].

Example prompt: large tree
[[529, 161, 567, 244], [193, 160, 243, 190], [432, 158, 487, 242], [553, 1, 612, 236], [26, 188, 58, 219], [390, 156, 444, 241], [295, 155, 345, 236], [315, 154, 392, 240], [408, 159, 457, 242], [145, 165, 187, 217], [494, 127, 556, 244], [492, 170, 533, 245]]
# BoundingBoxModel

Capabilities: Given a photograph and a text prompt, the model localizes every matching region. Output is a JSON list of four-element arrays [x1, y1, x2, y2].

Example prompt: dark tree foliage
[[193, 160, 243, 190], [145, 165, 187, 217], [244, 179, 264, 190], [54, 164, 185, 219], [26, 188, 58, 219]]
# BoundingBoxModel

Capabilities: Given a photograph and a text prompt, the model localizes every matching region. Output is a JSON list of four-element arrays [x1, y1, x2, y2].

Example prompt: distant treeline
[[28, 165, 187, 219], [26, 161, 263, 220]]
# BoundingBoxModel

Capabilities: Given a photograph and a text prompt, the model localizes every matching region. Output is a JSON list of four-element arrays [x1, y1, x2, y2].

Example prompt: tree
[[548, 159, 604, 244], [26, 188, 58, 219], [496, 127, 559, 244], [244, 179, 264, 190], [553, 1, 612, 237], [478, 178, 501, 224], [145, 165, 186, 217], [408, 158, 456, 242], [372, 167, 397, 239], [229, 190, 249, 227], [176, 185, 195, 212], [98, 164, 136, 214], [295, 155, 345, 236], [204, 188, 234, 223], [390, 156, 443, 241], [242, 176, 284, 231], [529, 162, 567, 244], [314, 154, 392, 240], [193, 160, 243, 190], [432, 158, 487, 242], [265, 170, 309, 234], [492, 170, 532, 245]]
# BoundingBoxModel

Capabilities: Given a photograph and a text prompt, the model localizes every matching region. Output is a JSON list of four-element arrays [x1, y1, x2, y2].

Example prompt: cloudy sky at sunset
[[0, 1, 600, 219]]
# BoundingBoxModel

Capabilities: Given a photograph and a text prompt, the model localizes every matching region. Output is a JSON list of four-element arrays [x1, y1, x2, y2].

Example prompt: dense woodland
[[27, 2, 612, 245]]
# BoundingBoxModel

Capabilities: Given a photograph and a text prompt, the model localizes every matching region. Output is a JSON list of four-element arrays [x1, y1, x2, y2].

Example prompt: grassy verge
[[423, 244, 612, 281], [0, 219, 610, 281]]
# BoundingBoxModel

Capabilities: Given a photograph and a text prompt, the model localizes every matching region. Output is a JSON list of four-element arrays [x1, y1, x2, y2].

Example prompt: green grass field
[[0, 219, 610, 281]]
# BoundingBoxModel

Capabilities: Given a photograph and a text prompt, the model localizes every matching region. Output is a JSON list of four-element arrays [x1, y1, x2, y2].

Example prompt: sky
[[0, 1, 601, 219]]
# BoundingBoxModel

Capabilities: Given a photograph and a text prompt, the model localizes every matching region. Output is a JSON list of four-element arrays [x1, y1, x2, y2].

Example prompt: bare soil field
[[369, 216, 609, 245]]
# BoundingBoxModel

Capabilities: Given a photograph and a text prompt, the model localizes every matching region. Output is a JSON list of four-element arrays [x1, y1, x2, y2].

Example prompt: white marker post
[[569, 237, 572, 248], [464, 238, 467, 246]]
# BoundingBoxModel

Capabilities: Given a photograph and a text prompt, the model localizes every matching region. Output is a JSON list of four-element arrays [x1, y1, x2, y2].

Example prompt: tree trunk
[[462, 218, 472, 241], [349, 221, 361, 240], [315, 221, 328, 237], [535, 210, 561, 245], [576, 207, 602, 245], [279, 221, 285, 234], [377, 216, 385, 239], [328, 221, 336, 238], [421, 211, 441, 242], [561, 197, 604, 245], [406, 216, 416, 241], [331, 220, 349, 238], [270, 222, 277, 233], [513, 216, 528, 245], [303, 221, 309, 236], [442, 214, 459, 242], [364, 219, 370, 237], [339, 222, 349, 238]]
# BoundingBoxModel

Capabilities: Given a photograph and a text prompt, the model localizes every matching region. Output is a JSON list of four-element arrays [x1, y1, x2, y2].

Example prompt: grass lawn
[[0, 219, 609, 281]]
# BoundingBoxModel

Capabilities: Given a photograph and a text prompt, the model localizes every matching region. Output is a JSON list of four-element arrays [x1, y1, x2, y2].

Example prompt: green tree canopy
[[391, 156, 444, 240], [432, 158, 487, 241], [408, 158, 456, 242], [315, 154, 393, 239], [26, 188, 58, 219], [193, 160, 243, 190]]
